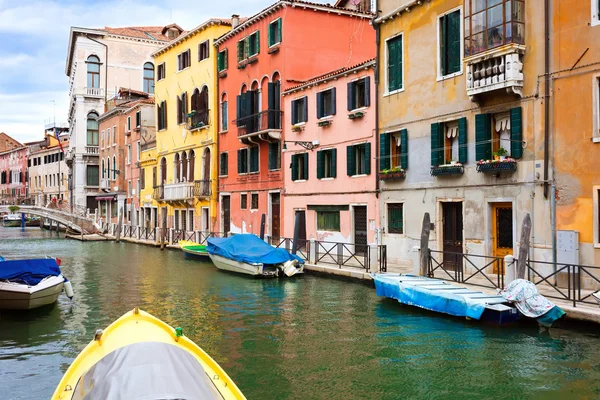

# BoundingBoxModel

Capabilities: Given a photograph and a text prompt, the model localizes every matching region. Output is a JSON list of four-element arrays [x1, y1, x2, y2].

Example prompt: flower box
[[348, 111, 365, 120], [318, 120, 332, 127], [476, 159, 517, 173], [431, 164, 464, 176], [291, 125, 304, 132], [380, 169, 406, 181]]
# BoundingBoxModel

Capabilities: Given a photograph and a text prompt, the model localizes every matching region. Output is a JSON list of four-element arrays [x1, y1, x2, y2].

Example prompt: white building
[[64, 24, 182, 211], [28, 130, 69, 206]]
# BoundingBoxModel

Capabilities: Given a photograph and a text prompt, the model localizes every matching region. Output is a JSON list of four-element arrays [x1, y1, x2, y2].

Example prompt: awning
[[95, 196, 116, 201], [307, 205, 349, 212]]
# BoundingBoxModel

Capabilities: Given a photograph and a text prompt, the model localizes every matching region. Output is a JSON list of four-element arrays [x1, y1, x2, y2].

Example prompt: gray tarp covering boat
[[72, 342, 224, 400]]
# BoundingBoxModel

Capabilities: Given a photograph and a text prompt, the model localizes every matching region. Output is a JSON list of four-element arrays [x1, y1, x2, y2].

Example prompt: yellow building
[[148, 19, 233, 234]]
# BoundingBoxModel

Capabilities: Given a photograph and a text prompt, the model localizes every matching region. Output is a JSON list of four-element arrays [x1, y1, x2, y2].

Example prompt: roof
[[214, 0, 374, 45], [374, 0, 425, 25], [118, 88, 151, 98], [103, 26, 174, 42], [283, 58, 375, 94], [99, 96, 155, 122], [152, 18, 237, 57]]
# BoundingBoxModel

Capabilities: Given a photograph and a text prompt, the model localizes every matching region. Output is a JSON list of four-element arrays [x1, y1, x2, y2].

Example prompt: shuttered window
[[237, 148, 248, 174], [217, 49, 228, 72], [387, 203, 404, 234], [251, 194, 259, 209], [268, 141, 281, 170], [249, 146, 259, 173], [157, 101, 167, 130], [198, 40, 209, 62], [86, 166, 99, 186], [439, 10, 461, 77], [268, 18, 282, 47], [317, 149, 337, 179], [475, 113, 492, 161], [291, 153, 309, 181], [241, 193, 247, 209], [291, 97, 308, 124], [317, 211, 340, 231], [177, 92, 187, 125], [347, 77, 370, 111], [219, 153, 228, 176], [317, 88, 336, 119], [510, 107, 523, 158], [177, 49, 190, 71], [237, 39, 247, 62], [386, 34, 403, 93], [249, 31, 260, 56], [347, 143, 371, 176]]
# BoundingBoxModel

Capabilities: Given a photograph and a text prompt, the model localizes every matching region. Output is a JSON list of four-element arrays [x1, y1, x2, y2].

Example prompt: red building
[[0, 133, 27, 204], [214, 1, 375, 239]]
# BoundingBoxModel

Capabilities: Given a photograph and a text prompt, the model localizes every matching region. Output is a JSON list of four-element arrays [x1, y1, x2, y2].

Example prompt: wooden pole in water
[[516, 213, 531, 279], [419, 212, 431, 276], [291, 211, 301, 255], [116, 207, 123, 243], [259, 214, 266, 240], [160, 207, 167, 250]]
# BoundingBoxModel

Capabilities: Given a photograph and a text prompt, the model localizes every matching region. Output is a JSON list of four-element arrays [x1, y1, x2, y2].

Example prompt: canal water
[[1, 228, 600, 399]]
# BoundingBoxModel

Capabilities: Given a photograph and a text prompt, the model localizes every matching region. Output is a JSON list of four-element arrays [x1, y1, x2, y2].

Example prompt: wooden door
[[353, 206, 368, 254], [492, 203, 513, 274], [222, 196, 231, 234], [271, 193, 280, 241], [295, 210, 306, 250], [442, 202, 463, 271]]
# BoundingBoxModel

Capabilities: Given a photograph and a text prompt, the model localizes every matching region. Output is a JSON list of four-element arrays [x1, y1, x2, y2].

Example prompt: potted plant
[[380, 166, 406, 180], [494, 147, 508, 161]]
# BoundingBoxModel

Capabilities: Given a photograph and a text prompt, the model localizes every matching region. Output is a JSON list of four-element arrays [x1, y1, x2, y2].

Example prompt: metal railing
[[187, 110, 209, 131], [153, 185, 164, 200], [236, 109, 283, 137], [193, 180, 211, 197], [428, 250, 506, 290]]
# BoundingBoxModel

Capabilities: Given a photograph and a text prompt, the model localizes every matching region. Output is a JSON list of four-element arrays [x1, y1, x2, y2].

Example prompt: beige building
[[28, 132, 69, 206]]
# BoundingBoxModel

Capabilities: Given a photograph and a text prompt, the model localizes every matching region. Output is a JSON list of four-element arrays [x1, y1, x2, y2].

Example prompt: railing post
[[337, 243, 343, 267], [504, 255, 515, 286], [369, 245, 378, 273], [309, 238, 316, 264], [411, 246, 421, 275]]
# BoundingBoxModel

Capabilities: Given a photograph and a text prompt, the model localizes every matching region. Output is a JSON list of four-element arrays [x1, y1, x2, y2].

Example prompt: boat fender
[[282, 260, 299, 277], [64, 279, 74, 299]]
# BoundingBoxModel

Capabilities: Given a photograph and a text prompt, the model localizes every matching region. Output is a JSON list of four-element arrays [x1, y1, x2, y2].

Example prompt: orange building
[[214, 1, 375, 239]]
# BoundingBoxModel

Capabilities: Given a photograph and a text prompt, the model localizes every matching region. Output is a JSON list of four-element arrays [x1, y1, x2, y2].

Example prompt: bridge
[[0, 205, 99, 234]]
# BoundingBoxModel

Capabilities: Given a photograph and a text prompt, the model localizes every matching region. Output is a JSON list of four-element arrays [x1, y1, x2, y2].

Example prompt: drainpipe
[[373, 6, 380, 200], [543, 0, 550, 199], [87, 36, 109, 104], [551, 183, 557, 283]]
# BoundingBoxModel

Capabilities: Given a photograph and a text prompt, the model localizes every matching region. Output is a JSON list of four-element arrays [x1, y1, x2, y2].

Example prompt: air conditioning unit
[[100, 179, 110, 190]]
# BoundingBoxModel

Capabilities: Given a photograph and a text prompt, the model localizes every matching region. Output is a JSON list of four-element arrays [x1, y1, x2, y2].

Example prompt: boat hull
[[2, 220, 22, 227], [0, 276, 65, 310], [209, 254, 277, 277], [182, 247, 210, 259]]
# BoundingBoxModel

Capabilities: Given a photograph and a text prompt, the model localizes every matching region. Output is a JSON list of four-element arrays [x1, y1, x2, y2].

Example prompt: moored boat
[[51, 307, 246, 400], [25, 216, 41, 227], [0, 257, 73, 310], [207, 234, 304, 277], [2, 213, 22, 227], [179, 239, 210, 259]]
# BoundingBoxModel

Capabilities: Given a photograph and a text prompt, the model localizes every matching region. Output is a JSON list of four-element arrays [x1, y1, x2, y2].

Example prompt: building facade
[[0, 140, 27, 205], [214, 1, 376, 239], [28, 134, 69, 206], [150, 19, 233, 234], [282, 59, 378, 248], [0, 132, 22, 154], [374, 0, 551, 270], [64, 25, 179, 212]]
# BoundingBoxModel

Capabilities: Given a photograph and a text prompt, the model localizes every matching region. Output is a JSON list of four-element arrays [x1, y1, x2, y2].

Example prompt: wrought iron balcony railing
[[236, 109, 282, 138]]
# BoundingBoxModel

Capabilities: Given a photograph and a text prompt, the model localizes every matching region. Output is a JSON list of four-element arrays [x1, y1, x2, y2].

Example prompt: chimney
[[231, 14, 240, 29]]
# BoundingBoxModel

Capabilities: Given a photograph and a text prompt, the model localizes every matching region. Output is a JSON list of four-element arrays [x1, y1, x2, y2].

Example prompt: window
[[106, 128, 110, 146], [126, 116, 131, 132], [268, 141, 281, 170], [464, 0, 524, 56], [87, 112, 99, 145], [157, 63, 166, 81], [143, 62, 154, 94], [113, 126, 116, 143], [248, 31, 260, 57], [317, 149, 337, 179], [127, 144, 131, 164], [198, 40, 209, 62], [387, 203, 404, 234], [251, 193, 259, 210], [291, 153, 309, 181], [218, 50, 228, 72], [431, 120, 467, 166], [386, 34, 404, 93], [348, 77, 371, 111], [317, 211, 340, 231], [241, 193, 247, 209], [177, 92, 187, 124], [177, 49, 191, 71], [86, 165, 99, 186], [137, 141, 141, 161], [595, 77, 600, 141], [87, 55, 100, 88], [113, 156, 117, 180], [594, 0, 600, 26], [249, 146, 259, 173], [136, 111, 141, 128], [291, 97, 308, 124], [439, 9, 462, 77], [268, 18, 282, 47], [237, 39, 247, 62], [158, 101, 167, 130], [237, 146, 259, 174], [221, 97, 228, 131], [380, 130, 408, 171], [141, 168, 145, 189], [347, 143, 371, 176], [475, 107, 522, 160], [317, 88, 336, 119], [220, 152, 228, 176], [101, 130, 105, 148]]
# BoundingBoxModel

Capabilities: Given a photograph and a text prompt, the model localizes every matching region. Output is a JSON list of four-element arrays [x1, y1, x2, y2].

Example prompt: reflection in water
[[1, 227, 600, 399]]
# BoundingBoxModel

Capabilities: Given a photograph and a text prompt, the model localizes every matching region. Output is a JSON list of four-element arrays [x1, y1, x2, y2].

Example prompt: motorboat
[[207, 234, 304, 277], [179, 239, 210, 259], [2, 213, 22, 227], [25, 216, 41, 227], [51, 307, 246, 400], [0, 257, 73, 310]]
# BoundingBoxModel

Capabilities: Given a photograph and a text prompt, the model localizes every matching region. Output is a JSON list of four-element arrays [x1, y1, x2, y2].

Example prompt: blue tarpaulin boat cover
[[0, 258, 62, 286], [207, 234, 304, 265]]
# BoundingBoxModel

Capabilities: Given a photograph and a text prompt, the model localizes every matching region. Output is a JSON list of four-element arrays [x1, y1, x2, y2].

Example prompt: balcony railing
[[193, 179, 211, 197], [155, 180, 211, 201], [85, 87, 104, 98], [84, 146, 99, 155], [466, 47, 524, 99], [153, 185, 164, 200], [236, 110, 282, 140], [187, 110, 209, 131]]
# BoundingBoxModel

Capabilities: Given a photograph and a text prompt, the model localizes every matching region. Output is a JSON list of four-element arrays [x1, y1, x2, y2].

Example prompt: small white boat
[[207, 234, 304, 278], [2, 214, 22, 227], [0, 257, 73, 310]]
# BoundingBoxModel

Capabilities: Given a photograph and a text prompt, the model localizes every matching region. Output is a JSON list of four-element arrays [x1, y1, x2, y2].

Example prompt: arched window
[[191, 88, 200, 112], [101, 159, 105, 179], [181, 151, 188, 182], [220, 93, 228, 132], [87, 55, 100, 88], [199, 86, 209, 124], [87, 112, 99, 146], [113, 155, 117, 180], [188, 150, 195, 181], [174, 153, 180, 183], [201, 148, 210, 196], [143, 62, 154, 94], [106, 157, 111, 179], [160, 157, 167, 184]]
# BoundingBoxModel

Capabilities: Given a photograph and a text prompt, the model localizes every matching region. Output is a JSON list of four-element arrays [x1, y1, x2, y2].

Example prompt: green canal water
[[1, 228, 600, 399]]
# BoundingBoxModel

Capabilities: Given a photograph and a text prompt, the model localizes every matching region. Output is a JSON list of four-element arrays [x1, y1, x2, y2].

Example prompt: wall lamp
[[282, 140, 320, 151]]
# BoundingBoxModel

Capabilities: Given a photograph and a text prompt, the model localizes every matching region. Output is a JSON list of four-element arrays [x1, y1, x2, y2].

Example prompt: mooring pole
[[259, 214, 266, 240], [291, 211, 301, 255], [419, 212, 431, 276], [21, 213, 25, 229], [116, 207, 123, 243], [160, 207, 167, 250], [516, 213, 532, 279]]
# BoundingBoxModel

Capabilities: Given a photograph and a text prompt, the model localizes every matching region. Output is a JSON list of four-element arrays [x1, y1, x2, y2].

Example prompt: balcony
[[236, 110, 282, 145], [187, 110, 209, 131], [158, 180, 211, 202], [466, 45, 524, 101], [476, 159, 517, 174], [84, 146, 99, 155], [153, 185, 164, 201]]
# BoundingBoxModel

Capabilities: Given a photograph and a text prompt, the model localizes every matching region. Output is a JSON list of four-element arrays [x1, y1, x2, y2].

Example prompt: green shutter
[[400, 129, 408, 169], [440, 14, 447, 76], [347, 81, 355, 111], [316, 92, 323, 119], [431, 123, 442, 166], [217, 51, 223, 71], [250, 146, 259, 172], [364, 142, 371, 175], [380, 133, 390, 171], [291, 154, 298, 181], [237, 149, 243, 173], [277, 19, 282, 43], [387, 36, 403, 92], [237, 41, 244, 61], [448, 11, 461, 75], [331, 88, 336, 116], [346, 145, 356, 176], [317, 150, 324, 179], [303, 153, 309, 180], [458, 117, 468, 164], [331, 148, 337, 178], [475, 113, 492, 161], [256, 31, 260, 54], [268, 143, 275, 170], [268, 21, 272, 46], [510, 107, 523, 159], [291, 99, 298, 124]]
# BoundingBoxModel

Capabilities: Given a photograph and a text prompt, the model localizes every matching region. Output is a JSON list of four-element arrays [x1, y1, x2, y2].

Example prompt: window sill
[[351, 174, 368, 178], [320, 177, 334, 181], [437, 70, 463, 82], [268, 168, 281, 172], [383, 88, 405, 97], [176, 67, 190, 74], [158, 129, 167, 132], [592, 137, 600, 143], [112, 144, 116, 147], [219, 175, 228, 178], [349, 106, 368, 113], [293, 179, 307, 183], [218, 71, 227, 78], [219, 130, 228, 134]]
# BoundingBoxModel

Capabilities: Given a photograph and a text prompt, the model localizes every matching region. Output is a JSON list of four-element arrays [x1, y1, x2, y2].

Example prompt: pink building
[[0, 141, 28, 205], [282, 59, 378, 247]]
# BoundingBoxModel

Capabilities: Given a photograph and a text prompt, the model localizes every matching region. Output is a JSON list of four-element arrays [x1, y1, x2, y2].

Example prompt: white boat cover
[[72, 342, 224, 400], [500, 279, 556, 318]]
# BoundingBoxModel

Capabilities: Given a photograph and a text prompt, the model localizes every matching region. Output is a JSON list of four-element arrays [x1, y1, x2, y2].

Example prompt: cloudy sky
[[0, 0, 330, 144]]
